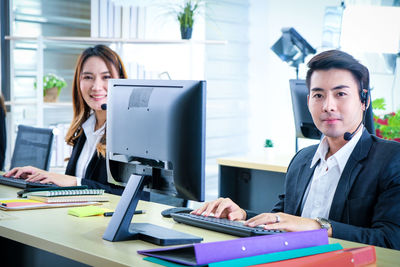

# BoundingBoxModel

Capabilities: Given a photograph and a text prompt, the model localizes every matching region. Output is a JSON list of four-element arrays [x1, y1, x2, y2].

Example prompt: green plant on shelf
[[34, 73, 67, 95], [165, 0, 205, 39], [372, 98, 400, 142], [34, 73, 67, 102]]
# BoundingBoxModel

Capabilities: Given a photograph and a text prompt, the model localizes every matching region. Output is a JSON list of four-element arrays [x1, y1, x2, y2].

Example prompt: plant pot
[[180, 26, 193, 40], [44, 87, 59, 102]]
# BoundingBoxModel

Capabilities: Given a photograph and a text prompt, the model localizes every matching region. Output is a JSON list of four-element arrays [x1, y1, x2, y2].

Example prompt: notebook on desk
[[27, 194, 109, 203]]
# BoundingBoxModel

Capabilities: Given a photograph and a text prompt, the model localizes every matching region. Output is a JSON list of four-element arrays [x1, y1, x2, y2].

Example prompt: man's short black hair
[[305, 50, 370, 96]]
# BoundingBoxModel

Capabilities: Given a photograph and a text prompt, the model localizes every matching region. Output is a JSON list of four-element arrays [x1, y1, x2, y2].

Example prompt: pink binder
[[138, 229, 329, 266]]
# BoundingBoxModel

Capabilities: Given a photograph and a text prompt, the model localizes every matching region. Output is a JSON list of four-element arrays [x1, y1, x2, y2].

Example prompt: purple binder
[[137, 229, 328, 266]]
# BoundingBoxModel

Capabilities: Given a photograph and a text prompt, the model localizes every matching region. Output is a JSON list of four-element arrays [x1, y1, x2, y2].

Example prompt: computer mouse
[[161, 207, 193, 218]]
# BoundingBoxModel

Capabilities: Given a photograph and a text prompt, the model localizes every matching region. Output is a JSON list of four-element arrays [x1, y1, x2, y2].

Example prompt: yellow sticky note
[[68, 206, 107, 217]]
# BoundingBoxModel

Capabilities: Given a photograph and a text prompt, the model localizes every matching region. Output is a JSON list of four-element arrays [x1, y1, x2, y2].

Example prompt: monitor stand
[[102, 174, 203, 246]]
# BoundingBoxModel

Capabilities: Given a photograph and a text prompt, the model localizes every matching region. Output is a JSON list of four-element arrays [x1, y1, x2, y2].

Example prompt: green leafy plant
[[164, 0, 205, 39], [264, 139, 274, 148], [34, 73, 67, 96], [372, 98, 400, 142], [177, 0, 202, 29]]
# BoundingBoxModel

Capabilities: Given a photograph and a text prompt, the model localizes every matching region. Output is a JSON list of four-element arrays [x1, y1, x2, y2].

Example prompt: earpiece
[[344, 79, 369, 141], [360, 80, 368, 105]]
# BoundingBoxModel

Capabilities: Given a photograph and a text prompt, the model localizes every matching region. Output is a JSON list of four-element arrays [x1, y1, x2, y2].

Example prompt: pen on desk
[[103, 210, 145, 217]]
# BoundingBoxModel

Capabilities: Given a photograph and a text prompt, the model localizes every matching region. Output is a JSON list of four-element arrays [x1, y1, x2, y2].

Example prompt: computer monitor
[[289, 79, 375, 141], [289, 79, 321, 140], [103, 79, 206, 246]]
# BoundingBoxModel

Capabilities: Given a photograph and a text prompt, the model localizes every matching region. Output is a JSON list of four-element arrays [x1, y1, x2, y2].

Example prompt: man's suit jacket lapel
[[329, 130, 373, 221]]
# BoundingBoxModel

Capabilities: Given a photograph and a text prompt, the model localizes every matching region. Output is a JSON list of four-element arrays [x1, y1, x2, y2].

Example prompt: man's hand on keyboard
[[5, 166, 78, 187], [191, 197, 247, 221], [244, 212, 326, 235]]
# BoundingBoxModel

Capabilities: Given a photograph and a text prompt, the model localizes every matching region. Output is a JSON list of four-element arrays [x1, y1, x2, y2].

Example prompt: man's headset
[[360, 80, 369, 105], [343, 79, 369, 141]]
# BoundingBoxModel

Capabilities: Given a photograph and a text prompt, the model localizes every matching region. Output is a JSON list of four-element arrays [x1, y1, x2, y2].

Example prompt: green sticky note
[[68, 206, 106, 217]]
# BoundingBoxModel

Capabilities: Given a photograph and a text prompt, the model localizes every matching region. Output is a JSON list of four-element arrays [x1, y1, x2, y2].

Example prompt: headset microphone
[[101, 103, 107, 110], [343, 102, 367, 141], [343, 120, 363, 141]]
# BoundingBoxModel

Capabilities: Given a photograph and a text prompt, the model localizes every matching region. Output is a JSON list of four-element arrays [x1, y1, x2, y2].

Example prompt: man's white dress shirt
[[301, 127, 363, 219]]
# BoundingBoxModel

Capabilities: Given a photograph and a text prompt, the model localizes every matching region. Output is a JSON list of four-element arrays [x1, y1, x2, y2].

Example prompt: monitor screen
[[103, 79, 206, 245], [106, 79, 206, 202]]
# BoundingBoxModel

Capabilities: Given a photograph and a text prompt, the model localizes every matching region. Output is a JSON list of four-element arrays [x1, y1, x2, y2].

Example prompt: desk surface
[[217, 155, 293, 173], [0, 185, 399, 266]]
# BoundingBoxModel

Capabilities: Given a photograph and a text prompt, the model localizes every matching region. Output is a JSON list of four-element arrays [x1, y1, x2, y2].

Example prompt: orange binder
[[252, 246, 376, 267]]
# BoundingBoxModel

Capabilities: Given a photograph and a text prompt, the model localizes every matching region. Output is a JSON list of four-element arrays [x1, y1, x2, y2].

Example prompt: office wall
[[248, 0, 340, 156]]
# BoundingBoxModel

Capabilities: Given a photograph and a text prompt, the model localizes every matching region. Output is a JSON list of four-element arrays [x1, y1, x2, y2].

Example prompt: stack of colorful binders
[[137, 229, 376, 266]]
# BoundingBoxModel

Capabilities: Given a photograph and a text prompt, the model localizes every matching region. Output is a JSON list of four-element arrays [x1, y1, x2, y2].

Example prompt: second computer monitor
[[289, 79, 321, 140]]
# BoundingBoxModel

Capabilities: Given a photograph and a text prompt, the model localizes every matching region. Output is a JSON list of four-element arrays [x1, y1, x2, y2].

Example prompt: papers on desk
[[0, 198, 101, 211]]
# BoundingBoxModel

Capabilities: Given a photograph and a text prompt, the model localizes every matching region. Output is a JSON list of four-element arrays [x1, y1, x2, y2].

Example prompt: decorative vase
[[44, 87, 59, 102], [180, 26, 193, 40]]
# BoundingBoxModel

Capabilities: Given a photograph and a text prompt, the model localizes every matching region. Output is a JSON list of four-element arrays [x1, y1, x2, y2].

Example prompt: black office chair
[[10, 125, 54, 171]]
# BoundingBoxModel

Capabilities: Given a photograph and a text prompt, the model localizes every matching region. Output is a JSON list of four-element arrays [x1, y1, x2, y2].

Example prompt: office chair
[[10, 125, 54, 171]]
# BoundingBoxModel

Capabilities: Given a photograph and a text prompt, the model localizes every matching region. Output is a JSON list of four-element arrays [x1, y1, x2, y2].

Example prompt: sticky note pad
[[68, 206, 108, 217]]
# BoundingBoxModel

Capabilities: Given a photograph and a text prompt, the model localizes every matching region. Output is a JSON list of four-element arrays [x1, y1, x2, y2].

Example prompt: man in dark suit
[[193, 50, 400, 250]]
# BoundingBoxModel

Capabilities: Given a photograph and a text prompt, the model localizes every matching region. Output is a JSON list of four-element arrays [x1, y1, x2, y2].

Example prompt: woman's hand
[[5, 166, 77, 187], [25, 171, 77, 187], [5, 166, 40, 179], [191, 197, 247, 221]]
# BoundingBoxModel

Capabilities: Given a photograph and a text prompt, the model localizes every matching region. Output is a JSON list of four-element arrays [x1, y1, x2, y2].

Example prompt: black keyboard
[[171, 213, 284, 237], [0, 175, 59, 189]]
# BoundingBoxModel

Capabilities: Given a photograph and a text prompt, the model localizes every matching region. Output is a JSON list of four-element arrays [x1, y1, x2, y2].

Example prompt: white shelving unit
[[5, 34, 226, 126]]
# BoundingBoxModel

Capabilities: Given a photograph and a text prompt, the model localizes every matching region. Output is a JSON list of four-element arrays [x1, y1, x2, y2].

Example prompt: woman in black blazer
[[5, 45, 126, 195]]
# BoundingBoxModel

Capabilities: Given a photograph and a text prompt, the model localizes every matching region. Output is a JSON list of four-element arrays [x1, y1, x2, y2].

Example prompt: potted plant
[[264, 139, 274, 148], [372, 98, 400, 142], [34, 73, 67, 102], [263, 138, 274, 159], [167, 0, 204, 40]]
